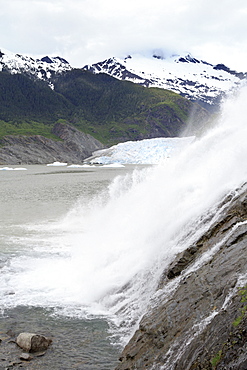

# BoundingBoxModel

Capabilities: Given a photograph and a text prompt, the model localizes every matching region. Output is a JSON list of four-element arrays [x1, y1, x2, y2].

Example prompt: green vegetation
[[232, 286, 247, 327], [209, 286, 247, 369], [210, 350, 222, 368], [0, 120, 59, 140], [0, 69, 208, 144]]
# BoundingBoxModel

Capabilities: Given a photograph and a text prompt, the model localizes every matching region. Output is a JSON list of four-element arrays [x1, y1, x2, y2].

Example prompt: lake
[[0, 164, 143, 369]]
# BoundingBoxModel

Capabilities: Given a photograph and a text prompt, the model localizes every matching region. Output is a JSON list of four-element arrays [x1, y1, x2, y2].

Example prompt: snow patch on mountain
[[83, 53, 246, 107], [0, 48, 71, 85]]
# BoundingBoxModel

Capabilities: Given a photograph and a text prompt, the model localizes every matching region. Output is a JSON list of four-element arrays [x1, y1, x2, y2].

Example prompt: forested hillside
[[0, 69, 209, 145]]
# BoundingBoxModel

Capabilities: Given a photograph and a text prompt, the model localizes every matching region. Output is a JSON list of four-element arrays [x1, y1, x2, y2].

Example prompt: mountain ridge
[[83, 52, 247, 110], [0, 48, 71, 88], [1, 47, 245, 110]]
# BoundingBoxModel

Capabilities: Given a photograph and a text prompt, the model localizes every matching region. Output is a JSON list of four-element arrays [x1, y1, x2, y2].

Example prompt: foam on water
[[1, 87, 247, 343]]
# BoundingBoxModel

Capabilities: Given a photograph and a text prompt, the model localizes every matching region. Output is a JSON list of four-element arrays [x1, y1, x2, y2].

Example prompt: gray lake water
[[0, 164, 141, 369]]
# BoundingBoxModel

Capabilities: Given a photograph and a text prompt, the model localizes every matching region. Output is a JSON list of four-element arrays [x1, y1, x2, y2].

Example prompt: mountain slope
[[83, 53, 246, 110], [0, 71, 72, 123], [0, 122, 104, 164], [0, 64, 210, 146], [52, 69, 209, 143]]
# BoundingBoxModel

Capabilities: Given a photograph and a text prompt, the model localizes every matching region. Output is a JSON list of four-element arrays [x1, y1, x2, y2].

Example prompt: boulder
[[16, 333, 52, 353]]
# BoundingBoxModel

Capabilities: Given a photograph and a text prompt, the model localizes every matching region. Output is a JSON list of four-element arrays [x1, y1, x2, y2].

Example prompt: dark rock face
[[0, 122, 104, 164], [116, 187, 247, 369]]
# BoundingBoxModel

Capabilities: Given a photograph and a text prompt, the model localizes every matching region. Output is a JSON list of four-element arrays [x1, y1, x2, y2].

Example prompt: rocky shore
[[0, 306, 119, 369], [115, 185, 247, 369], [0, 122, 104, 165]]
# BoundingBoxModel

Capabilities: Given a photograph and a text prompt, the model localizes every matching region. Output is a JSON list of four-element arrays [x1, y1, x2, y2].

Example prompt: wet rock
[[16, 333, 52, 352], [8, 360, 23, 366], [166, 246, 198, 279], [6, 329, 16, 337], [35, 351, 47, 357], [116, 186, 247, 370], [20, 352, 33, 361]]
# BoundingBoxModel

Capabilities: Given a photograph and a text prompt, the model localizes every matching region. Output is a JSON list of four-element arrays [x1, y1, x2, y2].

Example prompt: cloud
[[1, 0, 247, 70]]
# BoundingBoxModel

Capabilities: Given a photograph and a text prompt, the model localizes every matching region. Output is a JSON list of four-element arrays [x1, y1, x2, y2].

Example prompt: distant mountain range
[[1, 48, 245, 110], [83, 52, 246, 110], [0, 48, 243, 163]]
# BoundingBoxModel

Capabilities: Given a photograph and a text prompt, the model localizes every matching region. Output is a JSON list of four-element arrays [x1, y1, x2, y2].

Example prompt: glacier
[[88, 136, 195, 165]]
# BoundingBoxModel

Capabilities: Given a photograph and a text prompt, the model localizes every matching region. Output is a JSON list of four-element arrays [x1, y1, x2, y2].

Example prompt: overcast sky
[[1, 0, 247, 70]]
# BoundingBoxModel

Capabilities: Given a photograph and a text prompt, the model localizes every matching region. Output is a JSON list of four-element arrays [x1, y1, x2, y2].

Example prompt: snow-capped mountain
[[0, 48, 71, 86], [1, 47, 246, 109], [83, 52, 247, 108]]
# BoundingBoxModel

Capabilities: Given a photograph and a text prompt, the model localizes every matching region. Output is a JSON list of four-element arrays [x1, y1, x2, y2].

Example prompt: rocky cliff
[[116, 184, 247, 369], [0, 122, 104, 164]]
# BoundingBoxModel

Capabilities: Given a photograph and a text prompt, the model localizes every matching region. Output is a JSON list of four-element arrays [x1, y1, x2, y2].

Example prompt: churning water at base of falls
[[2, 86, 247, 367], [0, 164, 146, 368]]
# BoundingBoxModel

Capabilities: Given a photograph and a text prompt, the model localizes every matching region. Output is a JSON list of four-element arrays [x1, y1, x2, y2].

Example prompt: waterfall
[[1, 86, 247, 347]]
